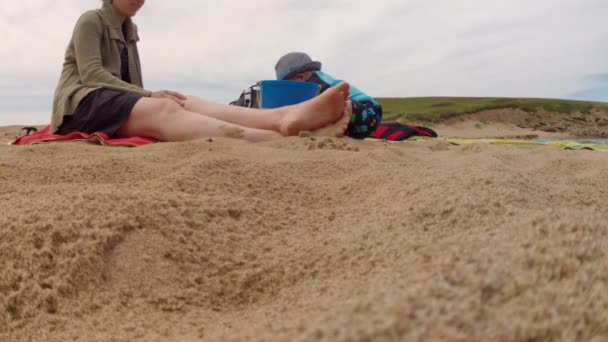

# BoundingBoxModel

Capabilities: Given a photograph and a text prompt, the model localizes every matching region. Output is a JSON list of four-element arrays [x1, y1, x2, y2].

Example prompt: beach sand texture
[[1, 123, 607, 341]]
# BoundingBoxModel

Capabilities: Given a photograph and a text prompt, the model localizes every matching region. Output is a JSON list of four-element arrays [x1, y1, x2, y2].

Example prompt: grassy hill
[[376, 97, 608, 123]]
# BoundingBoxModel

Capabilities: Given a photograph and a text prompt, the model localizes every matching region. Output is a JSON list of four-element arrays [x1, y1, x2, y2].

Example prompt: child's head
[[285, 70, 316, 82], [275, 52, 321, 82]]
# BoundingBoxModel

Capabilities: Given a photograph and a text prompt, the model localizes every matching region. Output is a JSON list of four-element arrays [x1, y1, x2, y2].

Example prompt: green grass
[[376, 97, 608, 123]]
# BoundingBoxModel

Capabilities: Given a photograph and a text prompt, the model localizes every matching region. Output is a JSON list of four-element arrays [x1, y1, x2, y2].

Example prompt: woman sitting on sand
[[51, 0, 351, 142]]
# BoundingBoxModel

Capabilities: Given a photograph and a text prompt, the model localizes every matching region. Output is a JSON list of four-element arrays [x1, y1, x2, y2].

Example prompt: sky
[[1, 0, 607, 125]]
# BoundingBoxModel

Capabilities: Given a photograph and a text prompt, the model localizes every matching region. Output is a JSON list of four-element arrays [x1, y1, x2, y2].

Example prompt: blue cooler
[[258, 80, 320, 109]]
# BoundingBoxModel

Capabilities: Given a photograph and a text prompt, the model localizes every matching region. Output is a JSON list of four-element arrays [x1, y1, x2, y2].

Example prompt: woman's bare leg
[[115, 83, 350, 142], [183, 82, 350, 135], [115, 98, 282, 142]]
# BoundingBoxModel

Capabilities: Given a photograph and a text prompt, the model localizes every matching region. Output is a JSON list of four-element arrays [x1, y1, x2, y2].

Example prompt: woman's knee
[[133, 98, 182, 119], [183, 95, 210, 108], [123, 99, 183, 139], [128, 98, 183, 129], [156, 98, 183, 117]]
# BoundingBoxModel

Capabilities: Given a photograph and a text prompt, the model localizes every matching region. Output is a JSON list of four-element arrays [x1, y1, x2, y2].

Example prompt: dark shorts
[[57, 88, 143, 136]]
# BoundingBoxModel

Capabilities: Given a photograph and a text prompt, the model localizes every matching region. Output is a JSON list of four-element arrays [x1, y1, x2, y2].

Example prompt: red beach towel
[[11, 125, 156, 147]]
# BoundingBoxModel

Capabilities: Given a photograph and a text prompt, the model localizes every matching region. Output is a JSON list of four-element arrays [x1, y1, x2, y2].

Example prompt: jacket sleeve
[[72, 12, 151, 96]]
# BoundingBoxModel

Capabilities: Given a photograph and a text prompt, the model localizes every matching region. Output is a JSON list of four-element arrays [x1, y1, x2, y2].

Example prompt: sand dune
[[1, 123, 607, 341]]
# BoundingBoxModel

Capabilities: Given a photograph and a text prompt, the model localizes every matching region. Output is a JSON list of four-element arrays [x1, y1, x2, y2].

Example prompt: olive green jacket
[[51, 2, 151, 132]]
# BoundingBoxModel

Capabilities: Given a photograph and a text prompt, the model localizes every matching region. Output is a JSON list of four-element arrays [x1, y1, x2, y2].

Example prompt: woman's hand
[[151, 90, 187, 107]]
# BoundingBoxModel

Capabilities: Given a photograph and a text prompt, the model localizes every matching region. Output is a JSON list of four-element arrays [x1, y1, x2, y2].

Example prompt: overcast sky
[[1, 0, 607, 125]]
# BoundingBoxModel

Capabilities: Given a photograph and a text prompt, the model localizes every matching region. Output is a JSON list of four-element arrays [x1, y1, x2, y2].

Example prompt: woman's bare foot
[[278, 82, 350, 136], [310, 102, 352, 137]]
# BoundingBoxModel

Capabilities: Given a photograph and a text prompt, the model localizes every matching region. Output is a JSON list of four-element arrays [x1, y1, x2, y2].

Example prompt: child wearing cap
[[231, 52, 382, 139]]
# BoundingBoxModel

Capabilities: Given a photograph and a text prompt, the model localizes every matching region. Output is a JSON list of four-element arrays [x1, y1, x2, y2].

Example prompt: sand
[[1, 121, 607, 341]]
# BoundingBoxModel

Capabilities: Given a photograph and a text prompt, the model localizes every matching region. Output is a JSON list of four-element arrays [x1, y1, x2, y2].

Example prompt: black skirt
[[57, 88, 143, 136]]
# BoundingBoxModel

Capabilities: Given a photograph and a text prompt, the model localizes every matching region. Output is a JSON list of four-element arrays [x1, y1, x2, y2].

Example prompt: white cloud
[[0, 0, 607, 125]]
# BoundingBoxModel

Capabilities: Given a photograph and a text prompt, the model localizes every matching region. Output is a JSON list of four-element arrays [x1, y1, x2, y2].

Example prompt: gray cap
[[275, 52, 322, 80]]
